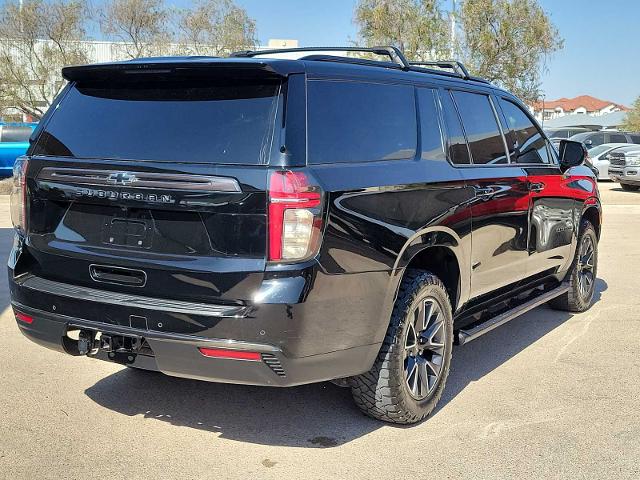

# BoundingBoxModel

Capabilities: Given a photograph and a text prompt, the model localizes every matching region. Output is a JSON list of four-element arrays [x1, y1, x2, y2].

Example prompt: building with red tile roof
[[531, 95, 629, 122]]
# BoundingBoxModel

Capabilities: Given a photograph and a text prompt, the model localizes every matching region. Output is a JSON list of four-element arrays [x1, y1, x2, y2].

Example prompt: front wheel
[[350, 270, 453, 424], [620, 183, 640, 191], [549, 220, 598, 312]]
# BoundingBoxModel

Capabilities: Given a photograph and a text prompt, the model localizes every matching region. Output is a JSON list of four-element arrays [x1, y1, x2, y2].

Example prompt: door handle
[[529, 182, 545, 193]]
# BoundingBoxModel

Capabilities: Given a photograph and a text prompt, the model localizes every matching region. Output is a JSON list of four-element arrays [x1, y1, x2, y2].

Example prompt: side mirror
[[585, 139, 593, 146], [559, 140, 587, 172]]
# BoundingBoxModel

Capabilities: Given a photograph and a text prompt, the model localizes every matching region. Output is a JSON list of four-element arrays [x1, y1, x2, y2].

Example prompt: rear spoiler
[[62, 58, 303, 83]]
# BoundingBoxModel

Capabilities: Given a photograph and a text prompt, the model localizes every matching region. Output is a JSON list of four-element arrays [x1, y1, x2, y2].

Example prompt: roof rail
[[231, 46, 411, 70], [230, 46, 490, 84]]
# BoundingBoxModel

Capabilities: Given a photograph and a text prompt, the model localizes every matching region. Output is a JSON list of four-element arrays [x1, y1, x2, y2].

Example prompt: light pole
[[450, 0, 456, 57]]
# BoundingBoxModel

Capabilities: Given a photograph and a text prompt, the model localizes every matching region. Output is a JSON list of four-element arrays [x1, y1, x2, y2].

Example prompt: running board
[[457, 283, 571, 345]]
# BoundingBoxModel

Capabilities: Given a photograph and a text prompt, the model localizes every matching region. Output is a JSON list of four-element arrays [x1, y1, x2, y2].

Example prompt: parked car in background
[[587, 143, 635, 180], [570, 130, 640, 150], [547, 139, 599, 179], [582, 155, 600, 179], [0, 123, 37, 176], [544, 127, 590, 140], [547, 128, 591, 152], [608, 145, 640, 190]]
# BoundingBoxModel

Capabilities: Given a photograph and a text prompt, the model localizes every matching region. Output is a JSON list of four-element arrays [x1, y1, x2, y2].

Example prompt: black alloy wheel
[[404, 298, 445, 400]]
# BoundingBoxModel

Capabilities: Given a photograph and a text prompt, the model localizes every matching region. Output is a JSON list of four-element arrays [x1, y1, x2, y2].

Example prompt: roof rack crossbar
[[231, 46, 411, 70], [409, 61, 471, 79], [410, 61, 490, 84]]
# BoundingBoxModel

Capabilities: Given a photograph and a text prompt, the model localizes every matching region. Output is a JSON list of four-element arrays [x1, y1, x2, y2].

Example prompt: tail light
[[10, 156, 29, 234], [268, 170, 323, 262], [14, 310, 33, 324]]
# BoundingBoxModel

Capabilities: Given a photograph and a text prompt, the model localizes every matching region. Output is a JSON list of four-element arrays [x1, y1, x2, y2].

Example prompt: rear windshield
[[588, 144, 612, 157], [32, 80, 281, 164]]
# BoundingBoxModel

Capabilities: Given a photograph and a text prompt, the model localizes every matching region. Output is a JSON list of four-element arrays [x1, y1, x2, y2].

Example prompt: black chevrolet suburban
[[9, 47, 601, 424]]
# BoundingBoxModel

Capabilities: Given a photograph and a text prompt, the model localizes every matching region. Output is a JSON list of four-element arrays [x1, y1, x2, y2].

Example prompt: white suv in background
[[588, 143, 636, 180], [608, 145, 640, 190]]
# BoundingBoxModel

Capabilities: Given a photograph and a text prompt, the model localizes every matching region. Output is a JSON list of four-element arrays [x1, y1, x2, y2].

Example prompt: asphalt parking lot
[[1, 182, 639, 479]]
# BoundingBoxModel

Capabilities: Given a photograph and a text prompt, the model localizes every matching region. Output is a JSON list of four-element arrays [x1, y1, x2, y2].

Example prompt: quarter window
[[440, 90, 470, 164], [499, 98, 550, 164], [417, 89, 445, 161], [307, 81, 417, 164], [451, 91, 508, 165]]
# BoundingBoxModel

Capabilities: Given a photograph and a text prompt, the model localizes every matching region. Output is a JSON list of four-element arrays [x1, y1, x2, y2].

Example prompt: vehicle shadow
[[85, 278, 608, 448], [435, 278, 607, 415]]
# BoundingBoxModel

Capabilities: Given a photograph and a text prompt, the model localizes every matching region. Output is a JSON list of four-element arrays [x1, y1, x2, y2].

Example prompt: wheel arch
[[392, 228, 470, 313], [581, 200, 602, 240]]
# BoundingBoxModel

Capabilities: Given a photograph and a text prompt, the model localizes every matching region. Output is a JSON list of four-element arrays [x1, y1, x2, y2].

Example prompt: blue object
[[0, 122, 37, 176]]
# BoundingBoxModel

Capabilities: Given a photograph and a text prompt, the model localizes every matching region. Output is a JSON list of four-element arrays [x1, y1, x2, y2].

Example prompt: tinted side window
[[307, 81, 416, 164], [1, 126, 32, 143], [550, 130, 568, 139], [587, 133, 605, 147], [417, 88, 445, 161], [630, 135, 640, 144], [609, 133, 627, 143], [440, 91, 470, 164], [499, 98, 550, 164], [451, 91, 507, 165]]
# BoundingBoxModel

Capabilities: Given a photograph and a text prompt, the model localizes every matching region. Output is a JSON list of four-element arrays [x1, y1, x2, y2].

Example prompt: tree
[[353, 0, 562, 102], [353, 0, 449, 60], [622, 97, 640, 132], [177, 0, 257, 56], [457, 0, 563, 102], [0, 0, 90, 119], [99, 0, 173, 59]]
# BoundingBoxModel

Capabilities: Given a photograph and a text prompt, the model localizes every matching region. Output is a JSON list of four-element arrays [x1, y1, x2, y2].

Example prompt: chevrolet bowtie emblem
[[107, 172, 138, 185]]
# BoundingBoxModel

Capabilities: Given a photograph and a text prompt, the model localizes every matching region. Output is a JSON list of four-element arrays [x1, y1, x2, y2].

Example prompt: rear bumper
[[11, 300, 379, 387]]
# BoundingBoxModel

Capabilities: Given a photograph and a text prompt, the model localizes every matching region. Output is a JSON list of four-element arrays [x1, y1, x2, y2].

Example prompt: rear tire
[[620, 183, 640, 191], [549, 220, 598, 312], [350, 270, 453, 424]]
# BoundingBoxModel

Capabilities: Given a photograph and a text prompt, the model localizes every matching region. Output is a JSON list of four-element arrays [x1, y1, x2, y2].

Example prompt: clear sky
[[220, 0, 639, 106]]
